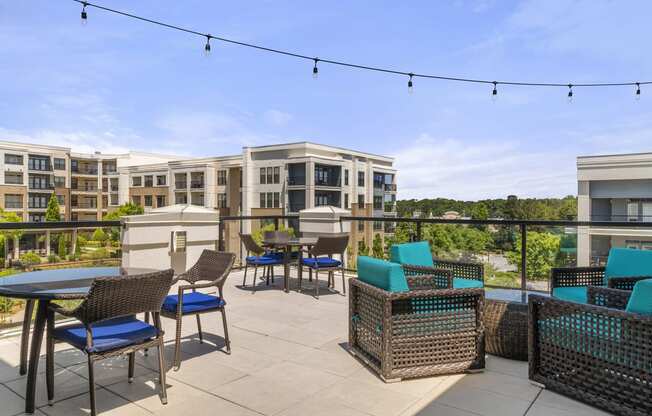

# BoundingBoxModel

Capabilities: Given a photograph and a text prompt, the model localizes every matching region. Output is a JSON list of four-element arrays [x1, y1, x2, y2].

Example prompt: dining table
[[261, 236, 318, 292], [0, 266, 157, 414]]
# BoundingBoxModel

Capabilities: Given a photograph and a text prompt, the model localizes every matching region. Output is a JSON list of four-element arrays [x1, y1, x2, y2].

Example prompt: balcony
[[71, 202, 98, 209], [28, 184, 54, 191], [71, 184, 99, 192], [384, 183, 397, 192], [190, 180, 204, 189], [71, 167, 99, 175], [175, 181, 188, 189]]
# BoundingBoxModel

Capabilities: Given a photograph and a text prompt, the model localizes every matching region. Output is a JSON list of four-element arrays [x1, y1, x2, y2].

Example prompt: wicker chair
[[349, 277, 485, 381], [529, 287, 652, 416], [160, 250, 235, 370], [299, 234, 349, 298], [240, 233, 283, 290], [46, 269, 174, 416], [390, 241, 484, 289]]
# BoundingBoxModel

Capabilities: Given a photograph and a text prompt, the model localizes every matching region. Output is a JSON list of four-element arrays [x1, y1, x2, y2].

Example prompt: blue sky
[[1, 0, 651, 200]]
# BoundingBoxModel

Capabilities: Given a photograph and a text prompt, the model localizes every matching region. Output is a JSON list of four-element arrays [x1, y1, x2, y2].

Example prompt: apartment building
[[577, 152, 652, 266]]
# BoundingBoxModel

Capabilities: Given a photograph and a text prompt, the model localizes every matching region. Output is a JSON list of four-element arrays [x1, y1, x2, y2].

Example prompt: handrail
[[0, 220, 121, 230]]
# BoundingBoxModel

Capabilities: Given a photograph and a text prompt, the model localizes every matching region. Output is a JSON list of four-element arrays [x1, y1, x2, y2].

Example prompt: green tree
[[91, 228, 108, 242], [103, 202, 144, 220], [506, 231, 560, 280], [57, 234, 67, 258], [357, 240, 369, 256], [252, 223, 295, 245], [0, 208, 23, 259], [558, 196, 578, 220], [371, 233, 384, 259], [45, 194, 61, 222], [470, 202, 489, 221]]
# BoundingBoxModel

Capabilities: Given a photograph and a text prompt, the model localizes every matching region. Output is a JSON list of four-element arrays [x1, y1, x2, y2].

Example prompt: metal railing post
[[274, 217, 279, 231], [520, 223, 527, 291], [218, 221, 225, 251], [416, 221, 422, 241]]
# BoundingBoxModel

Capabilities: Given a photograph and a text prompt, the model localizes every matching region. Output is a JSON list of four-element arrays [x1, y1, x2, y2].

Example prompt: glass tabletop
[[262, 237, 318, 247], [485, 288, 549, 304], [0, 267, 158, 300]]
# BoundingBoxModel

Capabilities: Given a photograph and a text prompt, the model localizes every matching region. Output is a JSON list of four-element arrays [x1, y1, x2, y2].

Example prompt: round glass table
[[0, 267, 157, 414]]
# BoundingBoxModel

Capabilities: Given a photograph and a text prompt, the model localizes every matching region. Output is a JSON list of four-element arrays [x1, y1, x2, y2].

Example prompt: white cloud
[[263, 109, 293, 126]]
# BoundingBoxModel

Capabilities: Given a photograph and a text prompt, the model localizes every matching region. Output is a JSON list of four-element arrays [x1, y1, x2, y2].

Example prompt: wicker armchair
[[529, 288, 652, 416], [160, 250, 235, 370], [349, 278, 485, 382], [551, 266, 649, 292], [46, 269, 174, 416]]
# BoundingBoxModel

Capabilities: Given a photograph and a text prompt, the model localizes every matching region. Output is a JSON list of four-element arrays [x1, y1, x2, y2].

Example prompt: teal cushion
[[625, 279, 652, 316], [453, 278, 484, 289], [356, 256, 409, 292], [552, 287, 588, 304], [389, 241, 434, 268], [604, 247, 652, 285]]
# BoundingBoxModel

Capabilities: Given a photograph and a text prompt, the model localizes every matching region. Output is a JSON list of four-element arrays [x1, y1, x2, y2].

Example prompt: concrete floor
[[0, 269, 613, 416]]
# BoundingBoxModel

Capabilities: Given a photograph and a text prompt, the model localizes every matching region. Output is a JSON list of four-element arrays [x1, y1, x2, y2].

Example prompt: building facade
[[577, 152, 652, 266]]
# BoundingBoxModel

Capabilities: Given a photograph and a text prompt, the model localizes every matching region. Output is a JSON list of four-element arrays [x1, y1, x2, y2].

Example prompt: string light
[[636, 82, 641, 100], [204, 35, 211, 56], [80, 1, 88, 25], [492, 81, 498, 102], [312, 58, 319, 79], [70, 0, 652, 100], [407, 73, 414, 94]]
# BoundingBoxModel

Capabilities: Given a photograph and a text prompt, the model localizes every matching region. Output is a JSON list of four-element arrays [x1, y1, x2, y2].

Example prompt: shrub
[[91, 228, 108, 242], [47, 254, 59, 263], [57, 235, 67, 258], [20, 252, 41, 269], [89, 248, 109, 259]]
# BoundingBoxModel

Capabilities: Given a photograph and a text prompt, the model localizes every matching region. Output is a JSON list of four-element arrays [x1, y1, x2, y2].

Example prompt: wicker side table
[[484, 289, 544, 361]]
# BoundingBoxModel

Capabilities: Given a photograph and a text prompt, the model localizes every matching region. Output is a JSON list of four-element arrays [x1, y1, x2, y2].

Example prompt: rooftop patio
[[0, 269, 612, 416]]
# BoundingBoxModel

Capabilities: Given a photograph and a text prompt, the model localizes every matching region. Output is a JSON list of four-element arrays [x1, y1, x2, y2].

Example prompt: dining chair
[[46, 269, 174, 416], [159, 250, 235, 370], [299, 234, 349, 298], [240, 233, 283, 290]]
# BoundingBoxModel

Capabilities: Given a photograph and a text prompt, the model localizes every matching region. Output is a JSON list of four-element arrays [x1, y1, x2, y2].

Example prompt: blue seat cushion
[[53, 316, 158, 353], [162, 292, 225, 314], [357, 256, 409, 292], [302, 257, 342, 268], [552, 287, 588, 304], [604, 247, 652, 285], [390, 241, 435, 268], [246, 255, 281, 265], [626, 279, 652, 315], [453, 278, 484, 289]]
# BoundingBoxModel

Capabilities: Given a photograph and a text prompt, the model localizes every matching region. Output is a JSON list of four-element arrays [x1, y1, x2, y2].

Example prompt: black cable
[[72, 0, 651, 89]]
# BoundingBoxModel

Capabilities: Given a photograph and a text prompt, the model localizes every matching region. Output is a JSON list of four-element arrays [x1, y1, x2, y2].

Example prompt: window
[[344, 194, 349, 209], [53, 158, 65, 170], [358, 194, 365, 207], [373, 195, 383, 210], [273, 167, 280, 184], [175, 193, 187, 204], [358, 171, 365, 187], [374, 221, 383, 231], [260, 192, 266, 208], [56, 195, 64, 205], [217, 193, 227, 208], [131, 195, 141, 206], [144, 175, 153, 187], [28, 156, 50, 171], [273, 192, 280, 208], [344, 169, 349, 186], [29, 213, 45, 222], [267, 192, 273, 209], [259, 192, 280, 208], [156, 195, 166, 207], [358, 221, 364, 232], [267, 167, 273, 184], [260, 168, 266, 184], [643, 202, 652, 223], [29, 194, 49, 209], [54, 176, 65, 188], [4, 154, 23, 165], [132, 176, 142, 187], [110, 194, 118, 205], [144, 195, 153, 207], [29, 175, 52, 190], [5, 172, 23, 184], [217, 170, 227, 185], [4, 194, 22, 209], [156, 175, 166, 186]]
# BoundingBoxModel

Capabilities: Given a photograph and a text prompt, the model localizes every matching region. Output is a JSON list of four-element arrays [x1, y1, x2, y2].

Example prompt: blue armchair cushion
[[552, 287, 588, 304], [604, 247, 652, 285], [389, 241, 435, 268], [162, 292, 225, 314], [53, 316, 158, 353], [302, 257, 342, 268], [453, 278, 484, 289], [246, 255, 282, 265], [357, 256, 409, 292], [625, 279, 652, 316]]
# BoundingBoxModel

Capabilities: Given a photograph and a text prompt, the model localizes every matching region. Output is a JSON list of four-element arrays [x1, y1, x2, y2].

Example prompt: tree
[[57, 234, 67, 258], [103, 202, 144, 220], [91, 228, 108, 242], [45, 194, 61, 222], [470, 202, 489, 221], [357, 240, 369, 256], [506, 231, 560, 280], [0, 208, 23, 259], [371, 233, 384, 259]]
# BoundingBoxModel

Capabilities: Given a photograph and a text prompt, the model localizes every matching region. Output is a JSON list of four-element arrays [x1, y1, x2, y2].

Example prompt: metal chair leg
[[252, 265, 258, 292], [157, 342, 168, 405], [143, 312, 150, 356], [87, 356, 97, 416], [266, 265, 270, 286], [315, 270, 319, 299], [128, 352, 135, 383], [173, 316, 182, 371], [19, 299, 34, 376], [242, 263, 248, 287], [220, 308, 231, 354], [341, 267, 346, 294], [196, 315, 203, 344], [46, 310, 54, 405]]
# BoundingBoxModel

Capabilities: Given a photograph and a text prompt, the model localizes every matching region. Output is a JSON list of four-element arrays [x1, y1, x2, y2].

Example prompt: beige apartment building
[[0, 140, 397, 254]]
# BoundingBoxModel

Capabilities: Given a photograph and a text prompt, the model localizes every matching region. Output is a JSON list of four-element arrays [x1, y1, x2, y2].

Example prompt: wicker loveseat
[[349, 256, 485, 382], [551, 247, 652, 304], [529, 280, 652, 416], [390, 241, 484, 289]]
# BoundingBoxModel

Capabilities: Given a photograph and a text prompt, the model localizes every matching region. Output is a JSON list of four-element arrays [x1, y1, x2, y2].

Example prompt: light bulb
[[204, 36, 211, 56], [81, 5, 88, 25], [312, 58, 319, 79], [567, 84, 573, 103], [407, 74, 414, 94], [491, 82, 498, 102], [636, 83, 641, 101]]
